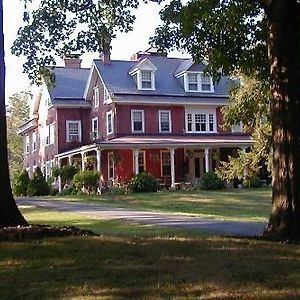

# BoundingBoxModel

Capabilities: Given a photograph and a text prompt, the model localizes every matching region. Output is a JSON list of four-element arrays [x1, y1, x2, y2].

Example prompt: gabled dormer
[[174, 60, 214, 93], [129, 58, 157, 91]]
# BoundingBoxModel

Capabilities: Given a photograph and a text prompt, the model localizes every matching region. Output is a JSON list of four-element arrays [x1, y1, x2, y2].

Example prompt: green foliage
[[199, 171, 224, 190], [13, 0, 140, 84], [72, 171, 100, 194], [27, 167, 50, 196], [6, 92, 30, 184], [244, 175, 262, 188], [152, 0, 268, 80], [13, 169, 30, 196], [60, 165, 79, 183], [128, 173, 159, 193]]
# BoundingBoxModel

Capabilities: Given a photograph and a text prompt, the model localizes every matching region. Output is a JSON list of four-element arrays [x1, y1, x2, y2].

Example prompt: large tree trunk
[[0, 0, 27, 226], [264, 0, 300, 239]]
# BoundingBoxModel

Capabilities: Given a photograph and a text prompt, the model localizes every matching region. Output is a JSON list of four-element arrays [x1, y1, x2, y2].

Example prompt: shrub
[[27, 167, 50, 196], [14, 169, 30, 196], [128, 173, 159, 193], [199, 171, 224, 190], [73, 170, 100, 194]]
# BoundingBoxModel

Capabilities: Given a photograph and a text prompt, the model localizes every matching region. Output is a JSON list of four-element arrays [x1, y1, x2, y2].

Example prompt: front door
[[188, 151, 204, 183]]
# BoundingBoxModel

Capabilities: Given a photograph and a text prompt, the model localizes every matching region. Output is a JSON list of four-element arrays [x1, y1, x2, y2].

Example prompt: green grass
[[0, 206, 299, 299], [48, 187, 271, 222]]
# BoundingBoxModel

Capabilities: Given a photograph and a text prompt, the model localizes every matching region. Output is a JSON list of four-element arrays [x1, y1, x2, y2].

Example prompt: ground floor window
[[161, 150, 171, 177], [138, 151, 145, 173], [108, 152, 114, 179]]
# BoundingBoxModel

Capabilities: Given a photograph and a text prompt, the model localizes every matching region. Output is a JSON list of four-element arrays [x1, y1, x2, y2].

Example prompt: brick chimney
[[63, 54, 82, 68]]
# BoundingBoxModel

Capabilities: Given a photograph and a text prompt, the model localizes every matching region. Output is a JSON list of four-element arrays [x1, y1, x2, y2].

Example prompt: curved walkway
[[16, 198, 266, 236]]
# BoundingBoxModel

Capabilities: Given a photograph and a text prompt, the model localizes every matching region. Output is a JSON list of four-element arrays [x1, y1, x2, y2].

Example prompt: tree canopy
[[12, 0, 140, 84]]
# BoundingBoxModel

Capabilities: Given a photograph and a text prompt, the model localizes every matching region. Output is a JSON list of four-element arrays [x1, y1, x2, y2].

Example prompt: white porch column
[[134, 149, 139, 175], [81, 152, 86, 171], [96, 148, 102, 172], [68, 155, 72, 165], [204, 148, 210, 173], [170, 148, 175, 188], [58, 158, 62, 193]]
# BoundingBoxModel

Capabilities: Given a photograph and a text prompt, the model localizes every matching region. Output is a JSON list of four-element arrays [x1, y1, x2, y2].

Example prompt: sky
[[3, 0, 186, 102]]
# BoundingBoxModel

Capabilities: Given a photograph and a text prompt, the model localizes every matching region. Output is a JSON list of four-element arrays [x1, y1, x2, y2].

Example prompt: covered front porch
[[55, 135, 252, 191]]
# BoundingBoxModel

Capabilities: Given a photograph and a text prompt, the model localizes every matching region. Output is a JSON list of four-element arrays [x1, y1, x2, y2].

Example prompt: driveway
[[16, 198, 266, 236]]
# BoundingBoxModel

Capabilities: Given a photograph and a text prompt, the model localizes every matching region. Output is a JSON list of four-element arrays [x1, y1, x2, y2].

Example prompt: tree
[[152, 0, 300, 239], [3, 0, 141, 226], [0, 0, 28, 226], [216, 75, 272, 184], [7, 92, 30, 183]]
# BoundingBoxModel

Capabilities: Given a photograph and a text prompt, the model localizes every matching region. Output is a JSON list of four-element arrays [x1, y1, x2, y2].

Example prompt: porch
[[55, 135, 252, 191]]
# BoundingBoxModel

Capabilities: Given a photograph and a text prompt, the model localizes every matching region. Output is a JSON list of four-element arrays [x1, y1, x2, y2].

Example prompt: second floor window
[[94, 87, 99, 108], [186, 111, 216, 133], [92, 117, 98, 139], [159, 110, 171, 133], [131, 110, 144, 133], [107, 111, 113, 135], [66, 120, 81, 142], [25, 135, 30, 154], [32, 131, 37, 152]]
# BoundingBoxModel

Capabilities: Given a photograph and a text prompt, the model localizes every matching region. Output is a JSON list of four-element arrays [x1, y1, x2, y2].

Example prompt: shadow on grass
[[1, 235, 300, 299]]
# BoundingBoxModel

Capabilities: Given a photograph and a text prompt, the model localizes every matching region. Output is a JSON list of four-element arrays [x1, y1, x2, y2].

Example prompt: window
[[134, 151, 145, 174], [107, 111, 113, 134], [141, 70, 153, 89], [25, 135, 30, 154], [185, 72, 214, 92], [66, 120, 82, 142], [45, 161, 51, 179], [187, 73, 198, 91], [201, 74, 212, 91], [49, 123, 55, 145], [94, 87, 99, 108], [161, 151, 171, 177], [185, 111, 216, 133], [32, 131, 37, 152], [131, 110, 144, 133], [108, 152, 114, 179], [159, 110, 171, 133], [92, 117, 98, 139], [231, 121, 243, 133]]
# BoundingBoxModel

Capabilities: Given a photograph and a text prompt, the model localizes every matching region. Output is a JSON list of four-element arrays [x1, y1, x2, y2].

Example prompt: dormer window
[[185, 72, 214, 92], [129, 58, 157, 91], [141, 71, 153, 89]]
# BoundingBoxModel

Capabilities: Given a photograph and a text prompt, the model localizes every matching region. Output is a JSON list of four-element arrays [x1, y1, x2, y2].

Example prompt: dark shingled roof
[[94, 55, 233, 97], [49, 67, 90, 100]]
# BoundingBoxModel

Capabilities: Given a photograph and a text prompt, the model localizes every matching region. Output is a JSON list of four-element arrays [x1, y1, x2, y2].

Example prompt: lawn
[[49, 187, 272, 222], [0, 206, 300, 299]]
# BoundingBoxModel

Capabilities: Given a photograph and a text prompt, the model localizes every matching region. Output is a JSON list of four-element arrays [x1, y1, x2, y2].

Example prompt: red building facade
[[19, 50, 252, 189]]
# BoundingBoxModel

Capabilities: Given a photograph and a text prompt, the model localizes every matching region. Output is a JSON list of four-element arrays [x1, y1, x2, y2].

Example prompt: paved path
[[16, 198, 266, 236]]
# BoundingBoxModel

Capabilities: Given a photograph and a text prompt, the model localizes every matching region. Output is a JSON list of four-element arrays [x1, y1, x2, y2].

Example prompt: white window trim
[[185, 109, 217, 133], [32, 132, 37, 152], [66, 120, 82, 142], [25, 135, 30, 154], [106, 111, 114, 135], [159, 110, 172, 133], [94, 87, 99, 108], [137, 70, 155, 90], [231, 121, 243, 133], [91, 117, 99, 139], [108, 152, 115, 180], [160, 150, 171, 177], [184, 72, 214, 93], [49, 123, 55, 145], [131, 110, 145, 133], [133, 150, 146, 173]]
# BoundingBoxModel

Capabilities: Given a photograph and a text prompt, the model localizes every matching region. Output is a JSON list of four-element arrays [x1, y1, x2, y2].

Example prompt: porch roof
[[55, 134, 253, 160], [97, 134, 253, 149]]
